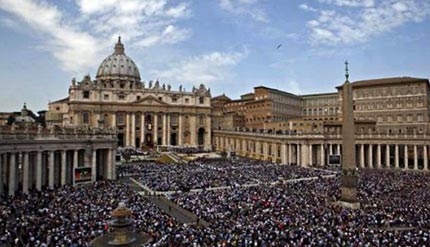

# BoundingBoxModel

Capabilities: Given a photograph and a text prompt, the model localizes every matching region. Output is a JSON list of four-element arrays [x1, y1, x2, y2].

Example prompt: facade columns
[[48, 151, 55, 188], [141, 114, 145, 146], [131, 113, 136, 147], [73, 150, 78, 184], [154, 114, 158, 146], [377, 144, 381, 168], [205, 117, 212, 149], [386, 144, 390, 168], [125, 113, 130, 146], [36, 151, 42, 190], [336, 144, 341, 155], [424, 145, 428, 171], [111, 113, 116, 127], [329, 144, 333, 155], [368, 144, 373, 169], [8, 153, 16, 196], [404, 145, 409, 170], [360, 144, 365, 168], [92, 149, 97, 182], [414, 145, 418, 170], [190, 115, 197, 146], [167, 114, 171, 146], [23, 152, 29, 193], [61, 150, 67, 186], [178, 114, 183, 146], [288, 144, 292, 164], [309, 144, 313, 166], [162, 114, 167, 145], [395, 144, 399, 169], [320, 144, 325, 166]]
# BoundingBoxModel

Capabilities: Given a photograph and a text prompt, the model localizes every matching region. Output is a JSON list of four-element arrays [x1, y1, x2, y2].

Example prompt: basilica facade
[[47, 38, 212, 149]]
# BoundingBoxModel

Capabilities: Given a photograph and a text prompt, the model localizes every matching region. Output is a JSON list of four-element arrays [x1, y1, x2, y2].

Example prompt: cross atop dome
[[114, 36, 125, 55]]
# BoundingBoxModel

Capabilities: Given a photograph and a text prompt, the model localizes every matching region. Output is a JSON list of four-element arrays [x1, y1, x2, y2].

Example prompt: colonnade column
[[61, 150, 67, 186], [92, 149, 97, 182], [131, 113, 136, 147], [377, 144, 381, 168], [178, 114, 183, 146], [113, 149, 117, 179], [360, 144, 365, 168], [48, 151, 55, 188], [296, 144, 301, 165], [22, 152, 29, 193], [424, 145, 428, 171], [288, 144, 292, 164], [36, 151, 42, 190], [368, 145, 373, 169], [73, 150, 78, 184], [337, 144, 341, 155], [404, 145, 409, 170], [395, 145, 399, 169], [414, 145, 418, 170], [386, 144, 390, 168], [8, 153, 16, 196], [107, 149, 112, 179], [320, 144, 325, 167], [0, 153, 3, 194], [329, 144, 333, 155], [309, 144, 313, 166], [281, 144, 287, 164]]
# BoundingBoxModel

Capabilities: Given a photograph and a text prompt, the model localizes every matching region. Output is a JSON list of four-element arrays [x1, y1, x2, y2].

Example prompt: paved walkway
[[128, 177, 207, 226]]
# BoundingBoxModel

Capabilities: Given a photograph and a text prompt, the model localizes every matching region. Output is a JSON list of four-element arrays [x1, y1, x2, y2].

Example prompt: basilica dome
[[96, 37, 141, 81]]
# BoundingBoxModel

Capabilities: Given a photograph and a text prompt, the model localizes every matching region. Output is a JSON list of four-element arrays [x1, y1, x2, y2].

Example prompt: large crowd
[[2, 156, 430, 246], [121, 158, 334, 192], [172, 169, 430, 246]]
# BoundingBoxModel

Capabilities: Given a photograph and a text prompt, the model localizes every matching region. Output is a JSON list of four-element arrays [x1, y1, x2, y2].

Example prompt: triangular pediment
[[133, 95, 168, 105]]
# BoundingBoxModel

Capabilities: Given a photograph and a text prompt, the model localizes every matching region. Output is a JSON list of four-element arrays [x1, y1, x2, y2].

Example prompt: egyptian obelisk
[[338, 61, 360, 209]]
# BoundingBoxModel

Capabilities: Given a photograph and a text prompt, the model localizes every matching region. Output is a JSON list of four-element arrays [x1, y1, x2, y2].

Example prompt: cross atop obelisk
[[338, 60, 360, 209]]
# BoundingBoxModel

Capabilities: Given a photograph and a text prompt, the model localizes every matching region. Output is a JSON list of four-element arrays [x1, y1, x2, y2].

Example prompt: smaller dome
[[96, 37, 141, 81]]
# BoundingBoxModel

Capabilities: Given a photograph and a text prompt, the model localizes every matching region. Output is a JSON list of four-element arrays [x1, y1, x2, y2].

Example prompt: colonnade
[[0, 148, 116, 196], [214, 130, 430, 172]]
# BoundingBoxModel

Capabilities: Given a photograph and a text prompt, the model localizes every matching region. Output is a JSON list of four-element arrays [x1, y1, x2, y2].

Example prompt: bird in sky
[[276, 44, 282, 49]]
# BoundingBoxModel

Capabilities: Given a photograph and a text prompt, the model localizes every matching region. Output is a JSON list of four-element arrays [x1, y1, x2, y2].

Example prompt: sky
[[0, 0, 430, 112]]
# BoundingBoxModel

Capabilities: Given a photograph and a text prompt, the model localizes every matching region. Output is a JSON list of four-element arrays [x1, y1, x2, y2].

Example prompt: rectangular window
[[185, 98, 189, 103], [119, 95, 125, 100], [83, 91, 90, 99], [199, 97, 204, 104], [137, 96, 141, 100], [104, 94, 109, 100]]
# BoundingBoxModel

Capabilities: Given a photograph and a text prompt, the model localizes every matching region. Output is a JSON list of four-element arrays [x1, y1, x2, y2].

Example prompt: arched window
[[82, 112, 90, 124]]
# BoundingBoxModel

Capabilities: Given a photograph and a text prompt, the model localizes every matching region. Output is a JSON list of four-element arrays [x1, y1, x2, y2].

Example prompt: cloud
[[0, 0, 192, 74], [219, 0, 268, 22], [286, 80, 301, 94], [136, 25, 191, 47], [153, 49, 248, 84], [0, 0, 100, 73], [301, 0, 430, 46]]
